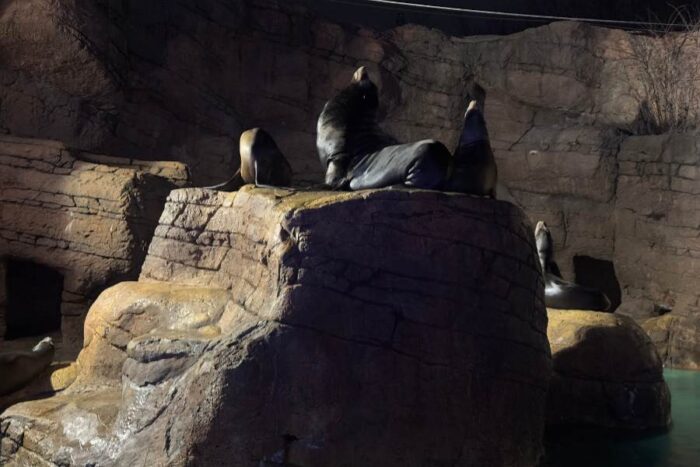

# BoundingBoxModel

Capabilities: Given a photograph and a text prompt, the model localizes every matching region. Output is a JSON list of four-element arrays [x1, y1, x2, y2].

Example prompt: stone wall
[[0, 135, 188, 354]]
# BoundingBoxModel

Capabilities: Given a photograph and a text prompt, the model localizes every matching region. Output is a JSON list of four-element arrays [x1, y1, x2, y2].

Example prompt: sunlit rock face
[[1, 187, 551, 467], [547, 309, 671, 431], [0, 135, 188, 354]]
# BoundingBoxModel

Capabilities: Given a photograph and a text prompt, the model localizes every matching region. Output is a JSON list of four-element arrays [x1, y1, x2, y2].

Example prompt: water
[[544, 369, 700, 467]]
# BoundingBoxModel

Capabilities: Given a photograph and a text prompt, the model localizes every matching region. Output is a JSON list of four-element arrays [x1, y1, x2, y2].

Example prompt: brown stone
[[0, 135, 189, 355], [642, 313, 700, 370], [547, 309, 671, 430], [2, 187, 551, 467]]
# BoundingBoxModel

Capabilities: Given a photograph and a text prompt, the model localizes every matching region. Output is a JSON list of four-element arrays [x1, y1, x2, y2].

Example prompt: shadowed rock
[[547, 309, 671, 431]]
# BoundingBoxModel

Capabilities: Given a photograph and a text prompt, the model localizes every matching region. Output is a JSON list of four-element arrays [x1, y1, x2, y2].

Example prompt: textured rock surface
[[0, 135, 189, 354], [547, 309, 671, 430], [1, 0, 697, 360], [642, 314, 700, 370], [1, 187, 551, 466]]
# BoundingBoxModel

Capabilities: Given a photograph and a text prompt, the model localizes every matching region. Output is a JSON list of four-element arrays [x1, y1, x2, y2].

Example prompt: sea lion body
[[0, 337, 55, 396], [535, 221, 611, 312], [207, 128, 292, 191], [445, 100, 498, 197], [317, 66, 449, 190]]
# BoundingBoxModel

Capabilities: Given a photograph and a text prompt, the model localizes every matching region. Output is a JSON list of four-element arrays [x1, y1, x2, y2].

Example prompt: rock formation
[[1, 187, 551, 466], [1, 0, 697, 363], [547, 309, 670, 430], [642, 314, 700, 370], [0, 135, 189, 354]]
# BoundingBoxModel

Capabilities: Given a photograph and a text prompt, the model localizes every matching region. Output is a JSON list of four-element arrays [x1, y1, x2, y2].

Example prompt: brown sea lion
[[445, 100, 498, 198], [0, 336, 55, 396], [207, 128, 293, 191], [317, 66, 450, 190], [535, 221, 612, 312]]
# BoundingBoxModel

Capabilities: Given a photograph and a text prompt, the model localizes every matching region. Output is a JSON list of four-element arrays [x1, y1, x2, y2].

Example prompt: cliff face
[[0, 0, 698, 364]]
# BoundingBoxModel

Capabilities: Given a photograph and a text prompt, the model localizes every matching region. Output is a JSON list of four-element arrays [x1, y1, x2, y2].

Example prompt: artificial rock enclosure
[[0, 0, 694, 465]]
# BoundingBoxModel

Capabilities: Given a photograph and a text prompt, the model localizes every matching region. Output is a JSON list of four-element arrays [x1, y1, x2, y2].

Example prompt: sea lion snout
[[535, 221, 549, 236], [352, 66, 370, 83], [464, 100, 478, 118], [32, 336, 54, 353]]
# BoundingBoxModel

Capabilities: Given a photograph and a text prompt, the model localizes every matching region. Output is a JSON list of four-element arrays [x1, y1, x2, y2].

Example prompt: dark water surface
[[544, 369, 700, 467]]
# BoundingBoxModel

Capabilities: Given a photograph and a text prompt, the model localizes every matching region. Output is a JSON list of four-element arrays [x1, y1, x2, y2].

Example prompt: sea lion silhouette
[[207, 128, 292, 191], [0, 336, 55, 396], [445, 100, 498, 197], [535, 221, 612, 312], [317, 66, 450, 190]]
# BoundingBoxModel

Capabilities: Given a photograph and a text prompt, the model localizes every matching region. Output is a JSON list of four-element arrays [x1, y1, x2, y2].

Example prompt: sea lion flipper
[[325, 157, 352, 189], [447, 98, 498, 196], [205, 169, 245, 192]]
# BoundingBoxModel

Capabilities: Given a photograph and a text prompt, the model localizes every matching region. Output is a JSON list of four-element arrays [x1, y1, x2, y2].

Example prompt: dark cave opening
[[5, 259, 63, 340], [573, 255, 622, 312]]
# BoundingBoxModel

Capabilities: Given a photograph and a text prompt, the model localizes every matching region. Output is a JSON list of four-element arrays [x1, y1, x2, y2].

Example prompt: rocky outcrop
[[1, 187, 551, 466], [642, 314, 700, 370], [0, 135, 189, 354], [2, 1, 698, 361], [547, 309, 671, 430]]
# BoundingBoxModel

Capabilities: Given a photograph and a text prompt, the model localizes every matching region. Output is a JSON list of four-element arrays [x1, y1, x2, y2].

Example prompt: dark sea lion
[[445, 100, 498, 197], [317, 66, 450, 190], [0, 336, 55, 396], [207, 128, 292, 191], [535, 221, 612, 312]]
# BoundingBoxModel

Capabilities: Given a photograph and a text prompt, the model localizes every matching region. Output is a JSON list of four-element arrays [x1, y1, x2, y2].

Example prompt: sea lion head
[[464, 99, 478, 119], [323, 66, 379, 125], [350, 66, 379, 112], [534, 221, 554, 272], [352, 66, 370, 83], [32, 336, 55, 354]]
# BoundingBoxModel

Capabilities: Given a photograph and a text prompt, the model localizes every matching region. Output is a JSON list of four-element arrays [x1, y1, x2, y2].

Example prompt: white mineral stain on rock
[[61, 404, 108, 450]]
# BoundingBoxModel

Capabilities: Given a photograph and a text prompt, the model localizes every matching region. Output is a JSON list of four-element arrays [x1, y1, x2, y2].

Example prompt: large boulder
[[2, 187, 551, 467], [547, 309, 671, 430]]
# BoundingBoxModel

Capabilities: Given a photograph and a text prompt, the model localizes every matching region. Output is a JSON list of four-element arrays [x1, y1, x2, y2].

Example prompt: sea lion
[[317, 66, 450, 190], [0, 336, 55, 396], [207, 128, 292, 191], [535, 221, 612, 312], [445, 100, 498, 197]]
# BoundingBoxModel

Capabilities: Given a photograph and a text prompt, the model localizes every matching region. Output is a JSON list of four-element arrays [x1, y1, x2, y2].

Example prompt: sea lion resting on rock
[[317, 66, 451, 190], [207, 128, 293, 191], [0, 336, 55, 396], [535, 221, 611, 312], [445, 100, 498, 197]]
